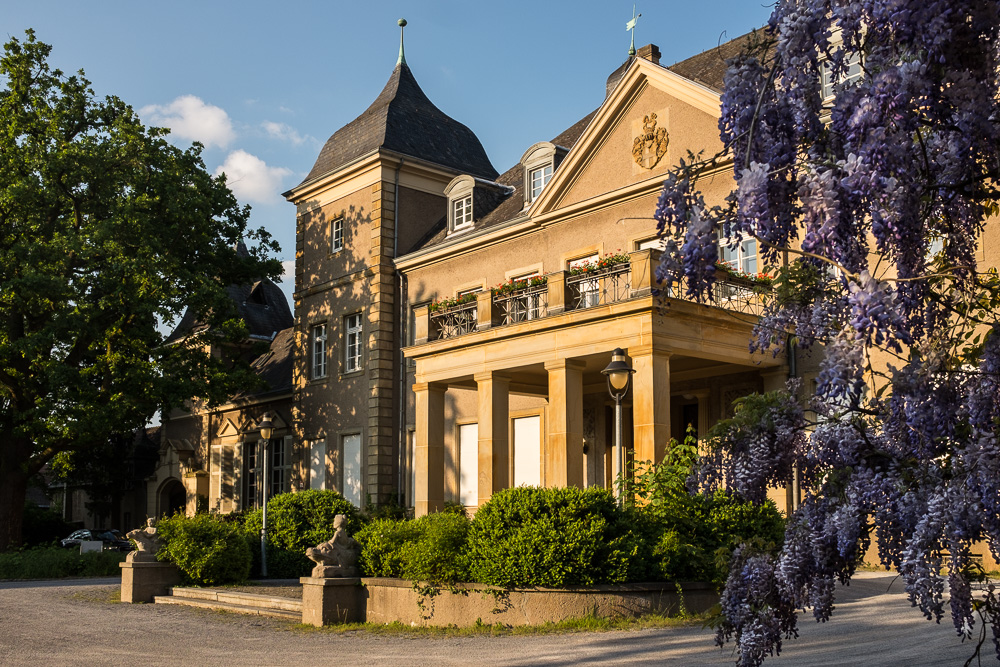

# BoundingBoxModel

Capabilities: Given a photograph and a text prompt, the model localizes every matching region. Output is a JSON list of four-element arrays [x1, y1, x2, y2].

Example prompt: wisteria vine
[[654, 1, 1000, 665]]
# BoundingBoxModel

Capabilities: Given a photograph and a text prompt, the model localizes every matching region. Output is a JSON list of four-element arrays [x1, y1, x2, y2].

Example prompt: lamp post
[[258, 412, 273, 578], [602, 348, 635, 504]]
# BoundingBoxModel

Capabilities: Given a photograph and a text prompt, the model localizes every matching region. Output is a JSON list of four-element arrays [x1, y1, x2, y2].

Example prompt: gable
[[533, 59, 724, 218]]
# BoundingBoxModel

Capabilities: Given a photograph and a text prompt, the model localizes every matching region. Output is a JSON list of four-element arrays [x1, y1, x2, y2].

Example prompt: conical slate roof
[[302, 63, 497, 185]]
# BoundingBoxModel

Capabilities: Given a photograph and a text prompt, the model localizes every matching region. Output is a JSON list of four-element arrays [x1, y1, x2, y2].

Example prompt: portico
[[405, 288, 781, 516]]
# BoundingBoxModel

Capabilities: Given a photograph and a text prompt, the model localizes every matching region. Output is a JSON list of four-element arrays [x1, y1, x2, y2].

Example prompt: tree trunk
[[0, 468, 29, 552]]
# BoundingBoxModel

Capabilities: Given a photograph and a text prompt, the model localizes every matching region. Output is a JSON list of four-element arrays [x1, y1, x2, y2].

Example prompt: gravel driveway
[[0, 572, 978, 665]]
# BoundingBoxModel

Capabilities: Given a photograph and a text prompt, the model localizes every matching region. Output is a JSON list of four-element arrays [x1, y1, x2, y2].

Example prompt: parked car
[[60, 529, 134, 552]]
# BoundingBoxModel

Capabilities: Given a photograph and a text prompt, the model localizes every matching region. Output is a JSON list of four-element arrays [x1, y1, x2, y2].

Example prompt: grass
[[69, 586, 121, 604], [288, 612, 710, 637], [0, 546, 126, 580]]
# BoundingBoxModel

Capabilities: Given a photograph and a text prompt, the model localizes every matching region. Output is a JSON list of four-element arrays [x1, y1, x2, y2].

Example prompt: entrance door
[[513, 416, 541, 487], [309, 439, 326, 491], [342, 433, 362, 507], [459, 423, 479, 506]]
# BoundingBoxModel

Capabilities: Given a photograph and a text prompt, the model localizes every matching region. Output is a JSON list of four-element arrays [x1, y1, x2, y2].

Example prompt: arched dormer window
[[521, 142, 568, 207], [444, 175, 476, 235]]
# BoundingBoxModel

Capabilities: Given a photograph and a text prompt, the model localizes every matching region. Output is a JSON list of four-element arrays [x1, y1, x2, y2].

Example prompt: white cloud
[[261, 121, 309, 146], [140, 95, 235, 148], [214, 150, 292, 204]]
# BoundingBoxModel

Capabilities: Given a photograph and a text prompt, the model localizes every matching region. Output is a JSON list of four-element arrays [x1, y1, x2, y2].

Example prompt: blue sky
[[4, 1, 773, 308]]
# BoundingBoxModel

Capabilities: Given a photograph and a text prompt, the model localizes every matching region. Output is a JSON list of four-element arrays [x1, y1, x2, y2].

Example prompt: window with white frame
[[311, 323, 327, 379], [452, 195, 473, 230], [636, 237, 667, 251], [331, 218, 344, 253], [821, 50, 862, 101], [345, 313, 363, 373], [510, 271, 543, 320], [719, 236, 758, 275], [529, 164, 553, 201], [569, 254, 601, 308]]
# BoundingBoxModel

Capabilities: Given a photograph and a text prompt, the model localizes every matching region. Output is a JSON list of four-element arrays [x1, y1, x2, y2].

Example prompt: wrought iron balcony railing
[[493, 285, 548, 326], [429, 300, 478, 339], [566, 263, 631, 310]]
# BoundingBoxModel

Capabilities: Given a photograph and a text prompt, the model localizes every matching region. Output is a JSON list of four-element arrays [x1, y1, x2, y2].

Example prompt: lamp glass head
[[259, 414, 273, 440]]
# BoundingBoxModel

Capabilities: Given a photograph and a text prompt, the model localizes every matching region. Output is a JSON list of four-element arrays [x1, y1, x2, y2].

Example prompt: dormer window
[[521, 142, 567, 207], [452, 194, 473, 230], [529, 165, 552, 201]]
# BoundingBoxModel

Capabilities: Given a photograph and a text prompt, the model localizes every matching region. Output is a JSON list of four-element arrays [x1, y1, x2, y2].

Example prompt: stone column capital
[[474, 370, 512, 384], [412, 381, 447, 394], [543, 358, 587, 372]]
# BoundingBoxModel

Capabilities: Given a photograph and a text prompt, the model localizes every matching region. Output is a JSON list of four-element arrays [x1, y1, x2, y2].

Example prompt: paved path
[[0, 573, 980, 665]]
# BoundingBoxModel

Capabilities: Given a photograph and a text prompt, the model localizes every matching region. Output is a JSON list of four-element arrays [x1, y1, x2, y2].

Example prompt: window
[[311, 323, 327, 379], [345, 313, 363, 373], [636, 237, 667, 251], [569, 254, 600, 308], [270, 436, 292, 497], [244, 441, 258, 508], [821, 51, 862, 101], [510, 271, 543, 320], [452, 195, 473, 230], [331, 218, 344, 253], [719, 236, 758, 274], [529, 164, 553, 201]]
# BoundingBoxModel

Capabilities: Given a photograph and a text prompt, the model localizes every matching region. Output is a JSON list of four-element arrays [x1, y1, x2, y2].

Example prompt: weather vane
[[397, 18, 407, 66], [626, 5, 641, 56]]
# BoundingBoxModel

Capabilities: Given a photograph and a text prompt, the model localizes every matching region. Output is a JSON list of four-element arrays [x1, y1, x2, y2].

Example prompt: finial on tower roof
[[626, 5, 641, 57], [397, 18, 407, 65]]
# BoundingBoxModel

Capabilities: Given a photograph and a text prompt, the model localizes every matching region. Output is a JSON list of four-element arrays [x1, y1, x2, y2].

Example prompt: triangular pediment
[[217, 418, 241, 438], [530, 58, 724, 220]]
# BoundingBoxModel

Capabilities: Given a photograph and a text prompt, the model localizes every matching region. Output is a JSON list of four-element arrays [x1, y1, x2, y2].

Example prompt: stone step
[[167, 587, 302, 613], [153, 594, 301, 620]]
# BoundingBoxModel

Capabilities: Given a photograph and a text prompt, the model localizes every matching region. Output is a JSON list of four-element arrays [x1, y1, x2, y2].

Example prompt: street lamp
[[258, 412, 273, 578], [602, 348, 635, 504]]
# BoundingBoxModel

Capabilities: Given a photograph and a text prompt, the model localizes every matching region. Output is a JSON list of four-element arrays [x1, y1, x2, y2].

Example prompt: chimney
[[636, 44, 661, 65]]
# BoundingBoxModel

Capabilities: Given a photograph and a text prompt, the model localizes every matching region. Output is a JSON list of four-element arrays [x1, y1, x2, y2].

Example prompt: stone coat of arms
[[632, 113, 669, 169]]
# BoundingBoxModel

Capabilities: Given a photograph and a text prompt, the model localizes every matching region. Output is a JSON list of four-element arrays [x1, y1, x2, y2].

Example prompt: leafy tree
[[655, 2, 1000, 664], [0, 32, 280, 551]]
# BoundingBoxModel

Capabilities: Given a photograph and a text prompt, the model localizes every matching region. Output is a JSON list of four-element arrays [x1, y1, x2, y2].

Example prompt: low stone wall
[[359, 578, 717, 627]]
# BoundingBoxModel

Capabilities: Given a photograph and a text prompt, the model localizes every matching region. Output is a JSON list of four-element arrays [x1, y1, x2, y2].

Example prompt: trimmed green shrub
[[241, 490, 363, 578], [0, 546, 125, 579], [356, 518, 420, 578], [157, 512, 251, 585], [467, 486, 644, 588], [357, 513, 471, 583], [398, 512, 471, 582]]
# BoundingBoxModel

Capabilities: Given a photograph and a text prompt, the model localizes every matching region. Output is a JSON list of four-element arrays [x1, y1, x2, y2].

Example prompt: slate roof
[[666, 30, 758, 92], [408, 32, 761, 254], [300, 63, 498, 187], [235, 326, 294, 399], [165, 278, 293, 344]]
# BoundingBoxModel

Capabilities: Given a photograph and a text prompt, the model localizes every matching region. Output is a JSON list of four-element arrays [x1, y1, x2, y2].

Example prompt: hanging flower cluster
[[652, 1, 1000, 665]]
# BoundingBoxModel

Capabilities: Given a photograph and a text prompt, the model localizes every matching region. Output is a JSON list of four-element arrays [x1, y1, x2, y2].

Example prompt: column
[[629, 344, 671, 464], [475, 371, 511, 507], [544, 359, 586, 488], [413, 381, 446, 516]]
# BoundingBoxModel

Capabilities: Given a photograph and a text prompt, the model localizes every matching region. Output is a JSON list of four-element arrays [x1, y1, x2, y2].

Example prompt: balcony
[[415, 249, 770, 345]]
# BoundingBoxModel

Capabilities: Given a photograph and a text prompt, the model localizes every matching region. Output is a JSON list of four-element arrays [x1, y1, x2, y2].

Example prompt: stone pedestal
[[120, 561, 181, 603], [300, 577, 363, 626]]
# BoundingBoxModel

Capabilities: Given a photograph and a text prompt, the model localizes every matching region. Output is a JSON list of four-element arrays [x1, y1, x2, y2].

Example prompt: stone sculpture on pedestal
[[306, 514, 359, 578], [126, 518, 162, 563]]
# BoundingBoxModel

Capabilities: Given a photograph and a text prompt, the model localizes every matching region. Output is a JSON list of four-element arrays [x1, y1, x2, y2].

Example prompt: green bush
[[0, 546, 125, 579], [157, 512, 251, 585], [357, 513, 471, 583], [467, 487, 644, 588], [631, 432, 785, 584], [356, 518, 420, 578], [241, 490, 363, 578]]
